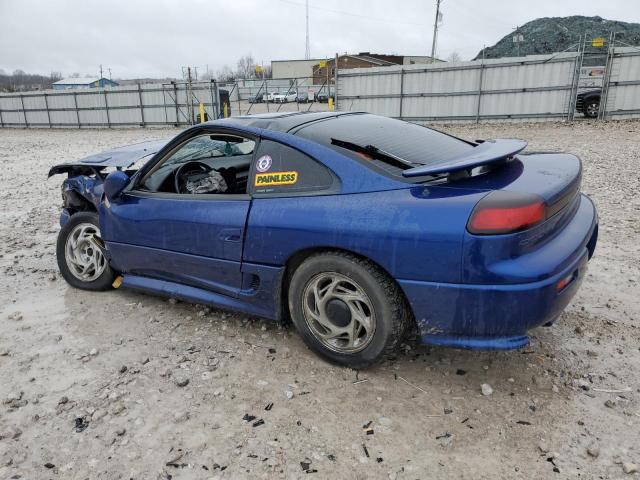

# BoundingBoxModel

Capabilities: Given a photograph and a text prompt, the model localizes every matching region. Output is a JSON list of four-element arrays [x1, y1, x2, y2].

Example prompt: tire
[[56, 211, 116, 291], [288, 252, 410, 368], [584, 99, 599, 118]]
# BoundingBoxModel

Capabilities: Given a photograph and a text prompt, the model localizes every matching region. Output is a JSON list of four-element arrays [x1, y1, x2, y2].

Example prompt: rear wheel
[[288, 252, 410, 368], [56, 212, 116, 291], [584, 99, 600, 118]]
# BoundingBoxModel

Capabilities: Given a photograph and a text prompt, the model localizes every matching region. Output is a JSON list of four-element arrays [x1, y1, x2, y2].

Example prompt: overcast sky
[[1, 0, 638, 79]]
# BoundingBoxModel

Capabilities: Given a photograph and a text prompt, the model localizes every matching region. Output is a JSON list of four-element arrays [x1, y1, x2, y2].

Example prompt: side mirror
[[103, 170, 130, 201]]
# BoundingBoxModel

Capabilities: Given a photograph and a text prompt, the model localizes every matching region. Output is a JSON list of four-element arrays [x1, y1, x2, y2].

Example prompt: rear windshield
[[295, 114, 473, 178]]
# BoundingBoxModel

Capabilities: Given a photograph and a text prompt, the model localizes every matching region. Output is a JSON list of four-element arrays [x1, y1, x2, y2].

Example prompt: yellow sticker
[[255, 171, 298, 187]]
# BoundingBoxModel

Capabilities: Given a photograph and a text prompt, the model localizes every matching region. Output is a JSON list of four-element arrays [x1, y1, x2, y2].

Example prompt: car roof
[[210, 111, 365, 133]]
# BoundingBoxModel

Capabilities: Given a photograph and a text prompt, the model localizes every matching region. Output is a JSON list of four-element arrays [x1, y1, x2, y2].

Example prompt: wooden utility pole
[[430, 0, 442, 63]]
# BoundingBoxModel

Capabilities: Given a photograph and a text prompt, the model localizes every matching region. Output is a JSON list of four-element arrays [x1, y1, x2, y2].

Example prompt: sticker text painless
[[254, 171, 298, 186]]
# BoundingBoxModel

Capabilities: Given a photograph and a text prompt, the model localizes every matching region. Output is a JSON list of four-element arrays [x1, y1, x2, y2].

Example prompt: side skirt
[[121, 264, 284, 321]]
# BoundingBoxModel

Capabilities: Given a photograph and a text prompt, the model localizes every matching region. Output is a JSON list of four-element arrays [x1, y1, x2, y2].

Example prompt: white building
[[271, 59, 325, 79]]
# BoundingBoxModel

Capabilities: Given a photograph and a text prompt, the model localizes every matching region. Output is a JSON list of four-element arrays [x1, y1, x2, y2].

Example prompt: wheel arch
[[279, 246, 415, 329]]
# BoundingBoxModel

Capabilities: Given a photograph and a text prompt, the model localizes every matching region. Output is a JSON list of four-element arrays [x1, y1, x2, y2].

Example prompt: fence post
[[0, 99, 4, 128], [173, 82, 179, 125], [475, 50, 485, 124], [103, 90, 111, 128], [213, 81, 220, 119], [19, 94, 28, 128], [44, 93, 52, 128], [598, 31, 616, 121], [209, 80, 217, 119], [137, 83, 146, 127], [398, 68, 405, 119], [72, 91, 80, 128], [334, 53, 339, 111], [265, 79, 269, 113]]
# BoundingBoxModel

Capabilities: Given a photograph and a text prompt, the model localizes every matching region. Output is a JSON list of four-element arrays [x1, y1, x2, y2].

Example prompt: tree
[[236, 54, 256, 79], [446, 52, 462, 63], [216, 65, 235, 82]]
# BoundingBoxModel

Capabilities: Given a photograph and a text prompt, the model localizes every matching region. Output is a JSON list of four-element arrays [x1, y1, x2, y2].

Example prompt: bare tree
[[446, 52, 462, 63], [216, 65, 235, 82], [236, 54, 256, 79]]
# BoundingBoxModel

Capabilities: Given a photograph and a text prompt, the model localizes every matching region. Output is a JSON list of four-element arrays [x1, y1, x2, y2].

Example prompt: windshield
[[295, 114, 473, 178], [165, 135, 253, 166]]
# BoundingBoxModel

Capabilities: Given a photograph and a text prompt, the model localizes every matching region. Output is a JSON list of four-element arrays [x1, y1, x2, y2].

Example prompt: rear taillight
[[467, 191, 547, 235]]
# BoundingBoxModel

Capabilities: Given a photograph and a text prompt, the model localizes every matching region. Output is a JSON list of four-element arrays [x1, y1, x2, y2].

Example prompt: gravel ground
[[0, 120, 639, 480]]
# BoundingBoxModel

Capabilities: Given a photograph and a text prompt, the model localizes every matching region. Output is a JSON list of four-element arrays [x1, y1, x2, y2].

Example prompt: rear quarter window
[[250, 140, 335, 195]]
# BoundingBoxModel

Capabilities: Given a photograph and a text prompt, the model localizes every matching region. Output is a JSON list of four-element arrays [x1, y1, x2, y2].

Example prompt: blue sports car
[[50, 112, 598, 368]]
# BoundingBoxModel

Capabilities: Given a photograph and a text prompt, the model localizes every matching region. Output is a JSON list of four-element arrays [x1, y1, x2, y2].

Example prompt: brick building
[[311, 53, 439, 84]]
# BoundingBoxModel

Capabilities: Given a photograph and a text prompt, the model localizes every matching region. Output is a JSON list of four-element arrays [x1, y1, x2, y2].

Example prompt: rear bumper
[[399, 194, 598, 350]]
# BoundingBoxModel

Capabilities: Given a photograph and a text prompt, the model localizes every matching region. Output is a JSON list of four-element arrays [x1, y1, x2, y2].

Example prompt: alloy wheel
[[64, 223, 106, 282], [302, 272, 376, 353]]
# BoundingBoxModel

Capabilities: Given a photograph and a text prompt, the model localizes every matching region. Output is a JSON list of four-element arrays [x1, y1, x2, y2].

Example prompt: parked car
[[49, 112, 598, 368], [265, 92, 280, 102], [296, 91, 314, 103], [576, 89, 601, 118], [317, 92, 334, 103], [272, 92, 297, 103], [248, 92, 264, 104]]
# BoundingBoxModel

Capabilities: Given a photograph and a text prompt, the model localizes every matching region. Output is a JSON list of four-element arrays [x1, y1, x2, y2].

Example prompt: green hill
[[475, 16, 640, 60]]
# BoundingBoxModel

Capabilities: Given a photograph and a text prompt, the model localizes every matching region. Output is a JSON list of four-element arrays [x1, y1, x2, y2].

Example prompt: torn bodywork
[[49, 139, 170, 225]]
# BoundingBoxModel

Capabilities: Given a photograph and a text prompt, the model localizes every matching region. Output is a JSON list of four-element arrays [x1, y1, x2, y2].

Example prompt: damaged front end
[[48, 139, 170, 226]]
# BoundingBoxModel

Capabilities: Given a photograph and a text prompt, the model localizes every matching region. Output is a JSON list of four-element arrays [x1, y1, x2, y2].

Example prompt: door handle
[[219, 228, 242, 243]]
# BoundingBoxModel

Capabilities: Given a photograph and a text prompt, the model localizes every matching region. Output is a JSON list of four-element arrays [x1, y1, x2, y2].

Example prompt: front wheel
[[288, 252, 410, 368], [56, 211, 116, 291]]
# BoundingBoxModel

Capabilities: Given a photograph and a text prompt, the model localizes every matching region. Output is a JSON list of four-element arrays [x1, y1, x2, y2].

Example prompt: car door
[[100, 129, 256, 298]]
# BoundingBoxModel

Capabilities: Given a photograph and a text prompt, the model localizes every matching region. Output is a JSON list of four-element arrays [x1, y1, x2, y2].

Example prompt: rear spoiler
[[401, 138, 527, 178]]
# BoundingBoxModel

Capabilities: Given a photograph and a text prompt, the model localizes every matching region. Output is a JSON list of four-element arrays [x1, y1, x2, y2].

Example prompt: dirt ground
[[0, 120, 639, 480]]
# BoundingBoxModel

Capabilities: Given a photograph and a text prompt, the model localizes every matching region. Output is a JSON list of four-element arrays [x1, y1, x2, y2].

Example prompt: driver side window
[[139, 133, 255, 195]]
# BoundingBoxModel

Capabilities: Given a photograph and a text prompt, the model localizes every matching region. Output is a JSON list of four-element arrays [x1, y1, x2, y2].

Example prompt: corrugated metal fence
[[0, 81, 224, 128], [1, 47, 639, 128], [599, 47, 640, 119], [335, 47, 640, 122]]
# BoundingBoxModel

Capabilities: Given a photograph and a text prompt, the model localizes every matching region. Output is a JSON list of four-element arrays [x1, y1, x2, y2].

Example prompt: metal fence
[[599, 47, 640, 119], [336, 52, 577, 122], [335, 46, 640, 122], [1, 45, 639, 128], [0, 77, 335, 128]]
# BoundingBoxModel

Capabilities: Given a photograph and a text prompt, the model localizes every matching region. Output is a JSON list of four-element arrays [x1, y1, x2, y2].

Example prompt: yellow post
[[223, 102, 229, 118], [199, 102, 205, 123], [328, 97, 334, 111]]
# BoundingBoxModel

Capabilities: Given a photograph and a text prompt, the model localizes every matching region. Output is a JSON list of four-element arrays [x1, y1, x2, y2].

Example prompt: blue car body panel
[[244, 186, 486, 284], [51, 112, 598, 350]]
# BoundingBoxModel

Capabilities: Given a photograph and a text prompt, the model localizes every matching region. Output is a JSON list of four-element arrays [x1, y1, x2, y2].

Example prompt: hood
[[48, 138, 171, 177]]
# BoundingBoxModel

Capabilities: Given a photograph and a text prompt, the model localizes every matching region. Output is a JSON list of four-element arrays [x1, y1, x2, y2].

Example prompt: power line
[[275, 0, 427, 27]]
